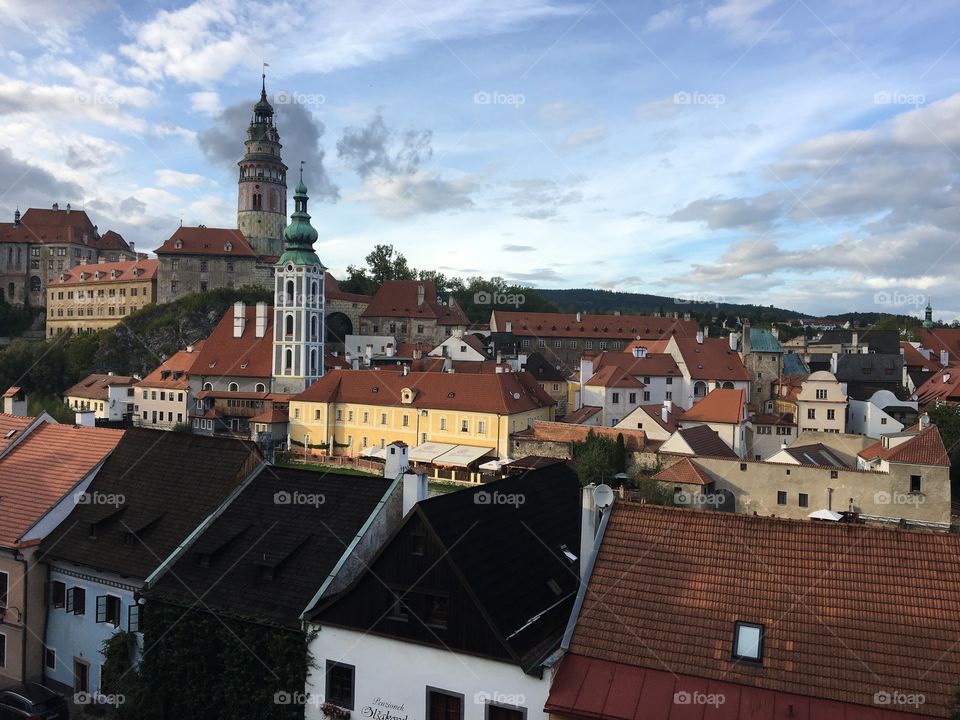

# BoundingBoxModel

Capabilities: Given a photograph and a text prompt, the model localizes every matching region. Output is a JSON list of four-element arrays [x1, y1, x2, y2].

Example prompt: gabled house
[[304, 462, 582, 720], [521, 352, 569, 416], [0, 416, 123, 687], [659, 424, 739, 459], [580, 365, 645, 426], [140, 451, 401, 719], [428, 333, 488, 361], [547, 503, 960, 720], [39, 429, 261, 699], [62, 373, 138, 423], [134, 342, 204, 429], [359, 280, 469, 345], [665, 335, 751, 409], [615, 402, 680, 441], [675, 387, 748, 457]]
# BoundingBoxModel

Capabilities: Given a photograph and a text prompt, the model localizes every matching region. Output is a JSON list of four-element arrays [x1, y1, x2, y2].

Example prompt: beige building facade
[[796, 370, 847, 433]]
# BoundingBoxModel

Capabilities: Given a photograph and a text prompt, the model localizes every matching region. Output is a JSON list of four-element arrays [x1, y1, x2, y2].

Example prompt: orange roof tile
[[0, 423, 123, 546], [0, 414, 34, 452], [494, 311, 698, 340], [594, 351, 681, 377], [901, 342, 941, 372], [681, 387, 746, 424], [294, 369, 554, 414], [858, 426, 950, 467], [916, 328, 960, 362], [137, 343, 205, 390], [653, 457, 713, 485], [584, 365, 645, 389], [49, 258, 157, 286], [915, 364, 960, 407], [568, 502, 960, 717], [153, 226, 260, 258], [190, 306, 273, 378], [674, 337, 751, 381], [361, 280, 469, 326]]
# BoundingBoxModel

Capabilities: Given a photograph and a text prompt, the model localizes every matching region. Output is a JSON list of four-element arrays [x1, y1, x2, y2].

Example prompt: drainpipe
[[12, 548, 29, 685]]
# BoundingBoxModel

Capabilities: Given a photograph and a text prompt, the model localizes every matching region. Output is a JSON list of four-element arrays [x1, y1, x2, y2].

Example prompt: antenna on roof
[[179, 213, 183, 228]]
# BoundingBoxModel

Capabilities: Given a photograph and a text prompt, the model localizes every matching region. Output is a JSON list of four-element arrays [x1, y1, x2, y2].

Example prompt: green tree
[[613, 433, 627, 474], [631, 477, 675, 506], [928, 404, 960, 493], [573, 430, 617, 487]]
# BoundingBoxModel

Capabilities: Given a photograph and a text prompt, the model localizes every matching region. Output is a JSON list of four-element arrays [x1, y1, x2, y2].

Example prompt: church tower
[[924, 301, 934, 329], [272, 165, 325, 394], [237, 74, 288, 258]]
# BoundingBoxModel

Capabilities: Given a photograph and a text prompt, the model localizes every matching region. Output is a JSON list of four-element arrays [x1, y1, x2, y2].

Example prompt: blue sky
[[1, 0, 959, 318]]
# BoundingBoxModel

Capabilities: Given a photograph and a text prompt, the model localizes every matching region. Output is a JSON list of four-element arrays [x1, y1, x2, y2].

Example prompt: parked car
[[0, 684, 69, 720]]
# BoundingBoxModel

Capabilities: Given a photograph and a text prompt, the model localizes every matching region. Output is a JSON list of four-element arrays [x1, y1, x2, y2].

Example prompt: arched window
[[722, 381, 735, 390], [285, 349, 293, 372], [311, 280, 318, 300], [310, 316, 318, 340], [285, 314, 295, 336], [286, 280, 294, 304], [29, 276, 41, 292], [228, 382, 239, 392], [252, 193, 262, 209], [310, 349, 317, 375], [202, 382, 213, 391], [694, 381, 707, 398], [255, 383, 266, 393]]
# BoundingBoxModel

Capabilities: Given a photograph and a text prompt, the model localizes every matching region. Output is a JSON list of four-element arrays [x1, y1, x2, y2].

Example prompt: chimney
[[851, 331, 859, 348], [576, 311, 582, 322], [495, 366, 504, 373], [580, 354, 595, 385], [66, 203, 71, 213], [696, 330, 704, 345], [580, 485, 600, 580], [129, 241, 135, 252], [52, 202, 59, 211], [728, 332, 739, 351], [351, 357, 360, 370], [386, 344, 395, 358], [830, 352, 838, 374], [255, 301, 268, 338], [505, 320, 513, 333], [233, 301, 246, 338], [703, 325, 709, 338], [613, 310, 621, 317], [771, 324, 779, 340], [781, 442, 788, 450], [413, 347, 423, 360], [661, 404, 669, 424], [920, 413, 931, 429], [683, 312, 691, 321], [742, 321, 751, 355], [402, 365, 409, 376], [940, 350, 950, 367], [385, 442, 410, 479], [417, 284, 425, 307], [664, 399, 673, 414], [496, 350, 502, 364], [402, 468, 428, 515]]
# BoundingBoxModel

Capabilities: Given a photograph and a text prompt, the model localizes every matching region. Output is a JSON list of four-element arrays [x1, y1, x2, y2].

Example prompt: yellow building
[[288, 369, 556, 468], [46, 258, 158, 336]]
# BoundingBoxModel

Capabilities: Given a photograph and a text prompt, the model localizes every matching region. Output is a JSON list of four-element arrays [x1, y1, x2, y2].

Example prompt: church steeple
[[279, 163, 321, 267], [237, 72, 287, 257], [924, 301, 934, 329]]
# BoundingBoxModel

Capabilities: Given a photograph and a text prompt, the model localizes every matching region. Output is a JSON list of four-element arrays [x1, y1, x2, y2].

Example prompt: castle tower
[[272, 165, 325, 394], [237, 74, 288, 258]]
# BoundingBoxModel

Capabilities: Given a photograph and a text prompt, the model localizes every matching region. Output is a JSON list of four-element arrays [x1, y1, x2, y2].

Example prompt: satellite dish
[[593, 484, 615, 509]]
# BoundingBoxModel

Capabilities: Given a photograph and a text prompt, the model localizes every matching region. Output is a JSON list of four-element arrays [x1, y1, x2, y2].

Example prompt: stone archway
[[325, 311, 353, 347]]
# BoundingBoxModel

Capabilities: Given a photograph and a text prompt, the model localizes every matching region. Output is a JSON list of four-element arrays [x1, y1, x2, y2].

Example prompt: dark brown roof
[[780, 442, 846, 467], [567, 502, 960, 717], [562, 406, 602, 424], [672, 424, 738, 458], [98, 229, 133, 253], [40, 429, 261, 578], [63, 373, 138, 400], [361, 280, 469, 326]]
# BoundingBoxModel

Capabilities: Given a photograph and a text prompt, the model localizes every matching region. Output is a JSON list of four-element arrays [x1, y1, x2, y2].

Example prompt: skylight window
[[560, 544, 578, 563], [732, 621, 764, 662]]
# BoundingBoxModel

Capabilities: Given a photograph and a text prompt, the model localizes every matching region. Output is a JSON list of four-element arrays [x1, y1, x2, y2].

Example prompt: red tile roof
[[916, 328, 960, 362], [669, 424, 738, 458], [680, 388, 745, 424], [584, 365, 645, 389], [153, 226, 260, 258], [294, 369, 555, 414], [673, 337, 751, 381], [2, 387, 21, 399], [546, 653, 926, 720], [562, 406, 602, 424], [249, 408, 289, 423], [49, 258, 157, 286], [654, 457, 712, 485], [914, 365, 960, 407], [0, 414, 34, 452], [513, 421, 649, 451], [630, 403, 681, 433], [361, 280, 469, 326], [0, 423, 124, 546], [567, 502, 960, 717], [98, 229, 133, 253], [624, 338, 672, 354], [901, 342, 941, 372], [137, 343, 205, 390], [63, 373, 138, 401], [858, 426, 950, 467], [594, 351, 681, 377], [493, 311, 698, 340], [189, 305, 273, 378]]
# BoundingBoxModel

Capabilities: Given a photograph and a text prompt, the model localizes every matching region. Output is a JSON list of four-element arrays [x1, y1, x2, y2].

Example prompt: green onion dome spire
[[278, 162, 323, 267]]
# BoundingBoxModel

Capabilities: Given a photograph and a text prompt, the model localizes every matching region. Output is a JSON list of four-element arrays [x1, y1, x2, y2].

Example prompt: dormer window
[[224, 242, 233, 252], [175, 239, 183, 249], [111, 269, 119, 278], [732, 621, 764, 663]]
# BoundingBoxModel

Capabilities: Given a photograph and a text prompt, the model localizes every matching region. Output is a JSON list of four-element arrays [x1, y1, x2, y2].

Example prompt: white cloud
[[350, 170, 477, 219], [155, 170, 212, 189], [189, 91, 222, 116], [645, 5, 684, 32], [561, 123, 607, 148]]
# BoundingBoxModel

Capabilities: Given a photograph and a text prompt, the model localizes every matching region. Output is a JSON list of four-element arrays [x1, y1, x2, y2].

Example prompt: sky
[[1, 0, 959, 319]]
